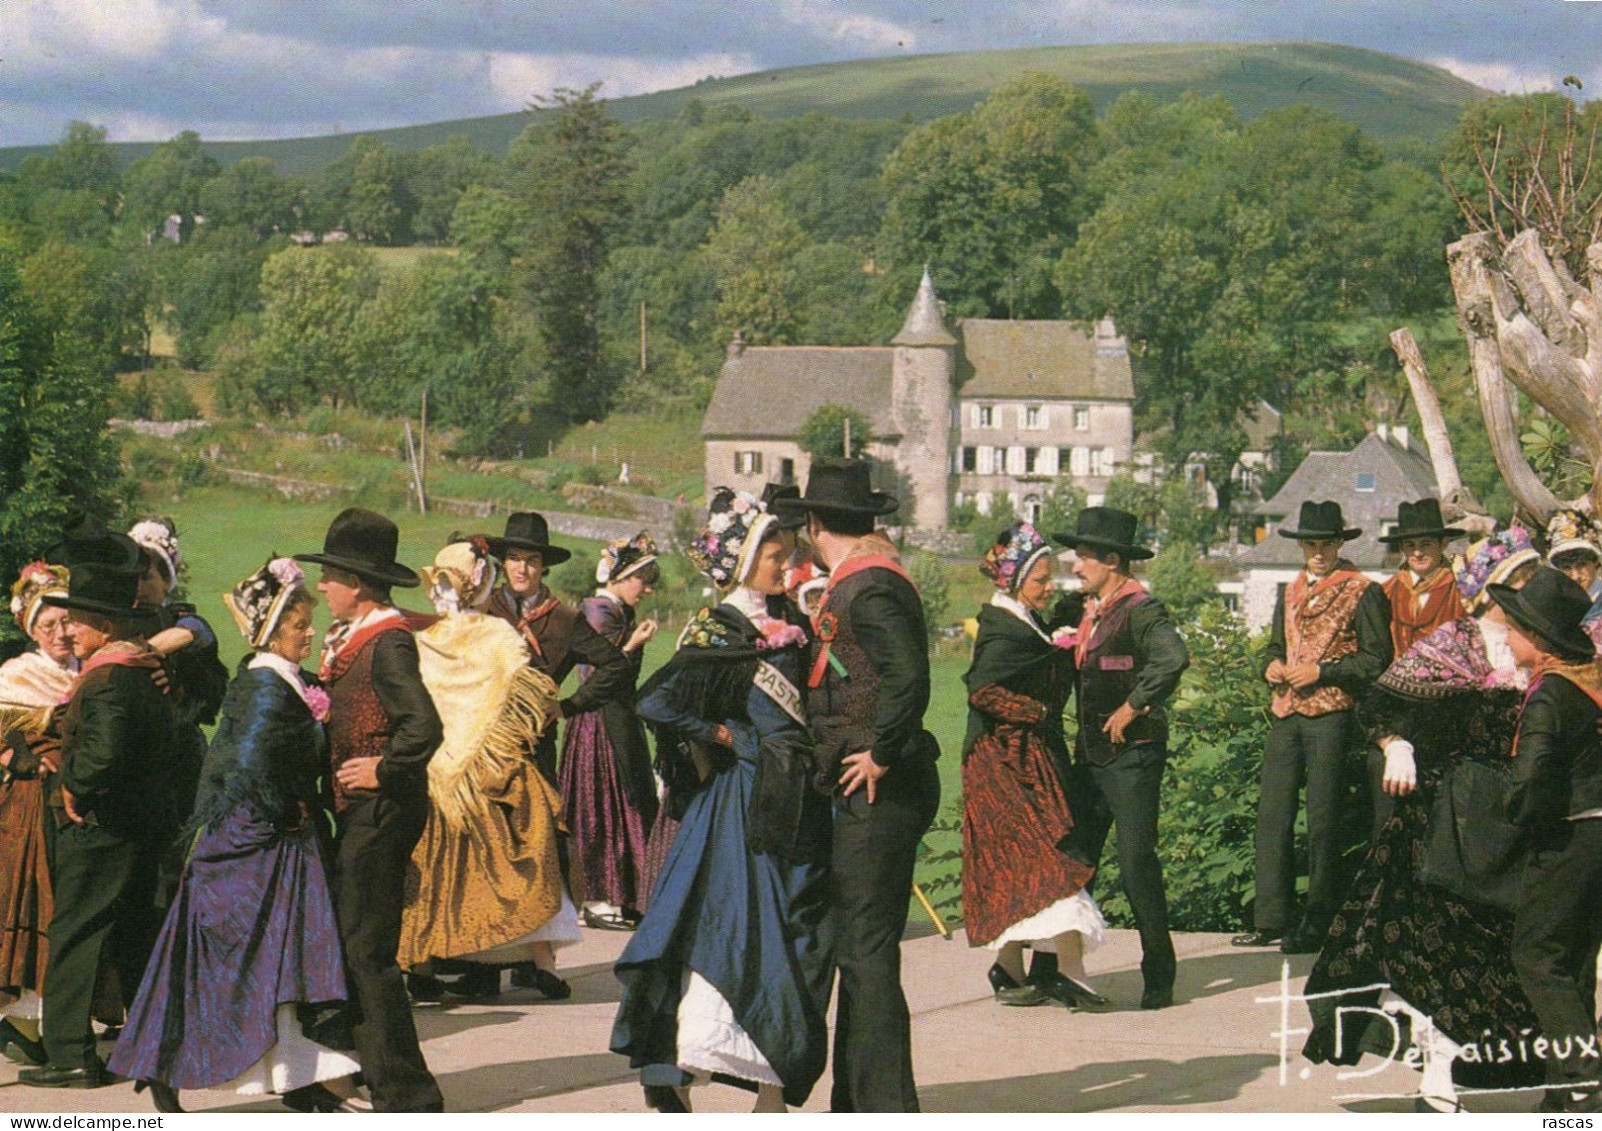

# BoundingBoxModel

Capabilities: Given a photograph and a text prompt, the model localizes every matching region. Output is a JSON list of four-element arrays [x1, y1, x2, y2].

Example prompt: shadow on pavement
[[438, 1052, 633, 1111], [919, 1052, 1278, 1112]]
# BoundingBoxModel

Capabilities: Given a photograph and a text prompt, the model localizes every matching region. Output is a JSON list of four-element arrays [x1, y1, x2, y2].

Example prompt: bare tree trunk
[[1389, 327, 1495, 534]]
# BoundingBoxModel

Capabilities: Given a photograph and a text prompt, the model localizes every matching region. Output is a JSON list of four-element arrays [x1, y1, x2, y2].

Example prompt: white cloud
[[1432, 57, 1557, 94], [486, 50, 757, 107], [779, 1, 916, 51]]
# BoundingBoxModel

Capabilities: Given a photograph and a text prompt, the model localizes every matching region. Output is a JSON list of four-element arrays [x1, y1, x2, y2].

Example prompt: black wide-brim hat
[[42, 560, 159, 624], [484, 511, 572, 566], [1488, 566, 1596, 662], [295, 506, 420, 589], [44, 515, 144, 572], [1278, 500, 1362, 542], [761, 483, 807, 530], [1377, 497, 1465, 545], [1052, 506, 1154, 561], [777, 458, 899, 519]]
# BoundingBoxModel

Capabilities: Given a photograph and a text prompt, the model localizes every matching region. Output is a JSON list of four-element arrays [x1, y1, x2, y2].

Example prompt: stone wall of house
[[953, 398, 1133, 518]]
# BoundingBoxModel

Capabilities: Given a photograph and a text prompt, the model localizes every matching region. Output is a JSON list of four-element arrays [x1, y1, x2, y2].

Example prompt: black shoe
[[407, 972, 447, 1003], [987, 963, 1049, 1006], [447, 964, 502, 998], [1230, 930, 1283, 948], [584, 908, 637, 931], [135, 1080, 185, 1113], [1039, 972, 1113, 1012], [18, 1061, 113, 1089], [1140, 985, 1175, 1010], [644, 1084, 689, 1112], [1025, 949, 1059, 985], [510, 964, 572, 1000], [1280, 930, 1325, 955], [282, 1083, 345, 1113], [0, 1018, 46, 1066]]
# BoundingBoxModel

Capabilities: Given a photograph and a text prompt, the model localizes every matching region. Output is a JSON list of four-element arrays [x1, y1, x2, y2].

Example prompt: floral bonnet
[[691, 487, 777, 590], [10, 561, 70, 636], [128, 518, 181, 588], [1454, 524, 1539, 614], [981, 523, 1053, 594], [597, 531, 658, 586], [226, 556, 307, 649], [1545, 507, 1602, 565]]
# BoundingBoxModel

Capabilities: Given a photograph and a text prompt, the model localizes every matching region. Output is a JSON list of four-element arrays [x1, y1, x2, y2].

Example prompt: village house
[[1233, 424, 1440, 630], [700, 271, 1136, 530]]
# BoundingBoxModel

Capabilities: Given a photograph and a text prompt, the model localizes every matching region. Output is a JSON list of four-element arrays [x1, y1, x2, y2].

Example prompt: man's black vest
[[1077, 592, 1165, 766]]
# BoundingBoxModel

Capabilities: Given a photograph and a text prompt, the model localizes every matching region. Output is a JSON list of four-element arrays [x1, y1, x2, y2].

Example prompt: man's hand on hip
[[840, 750, 887, 804]]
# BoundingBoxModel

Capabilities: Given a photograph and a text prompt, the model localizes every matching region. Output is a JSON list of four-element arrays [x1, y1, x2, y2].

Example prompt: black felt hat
[[44, 515, 144, 572], [777, 459, 899, 519], [761, 483, 807, 530], [484, 512, 572, 566], [1377, 498, 1465, 545], [295, 507, 420, 589], [1051, 506, 1154, 561], [42, 559, 156, 623], [1278, 500, 1362, 542], [1488, 566, 1596, 663]]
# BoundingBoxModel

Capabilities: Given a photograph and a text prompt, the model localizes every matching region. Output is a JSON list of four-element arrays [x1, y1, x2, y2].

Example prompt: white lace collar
[[990, 591, 1054, 644], [724, 586, 769, 624]]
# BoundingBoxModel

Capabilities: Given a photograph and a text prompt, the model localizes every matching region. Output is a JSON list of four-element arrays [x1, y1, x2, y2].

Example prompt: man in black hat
[[20, 540, 176, 1088], [1054, 506, 1189, 1010], [1492, 568, 1602, 1111], [296, 506, 444, 1112], [484, 512, 632, 802], [781, 458, 938, 1112], [1234, 500, 1391, 954]]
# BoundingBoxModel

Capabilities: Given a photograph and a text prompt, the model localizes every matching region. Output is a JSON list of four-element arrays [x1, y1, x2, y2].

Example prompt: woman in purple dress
[[559, 533, 660, 928], [109, 559, 362, 1112]]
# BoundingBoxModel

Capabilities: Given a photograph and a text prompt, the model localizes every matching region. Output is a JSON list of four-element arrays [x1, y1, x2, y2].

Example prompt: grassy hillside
[[0, 41, 1486, 176]]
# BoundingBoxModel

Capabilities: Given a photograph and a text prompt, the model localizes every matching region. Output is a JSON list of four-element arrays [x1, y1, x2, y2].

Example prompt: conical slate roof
[[892, 267, 957, 347]]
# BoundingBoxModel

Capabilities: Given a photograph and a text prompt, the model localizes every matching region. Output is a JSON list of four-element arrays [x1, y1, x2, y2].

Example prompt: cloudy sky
[[0, 0, 1595, 147]]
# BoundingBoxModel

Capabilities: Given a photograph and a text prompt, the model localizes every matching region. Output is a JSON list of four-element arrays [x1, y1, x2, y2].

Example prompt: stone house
[[700, 271, 1136, 530], [1235, 424, 1439, 630]]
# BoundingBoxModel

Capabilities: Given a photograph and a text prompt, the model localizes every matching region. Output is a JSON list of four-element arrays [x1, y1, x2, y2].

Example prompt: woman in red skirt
[[962, 524, 1109, 1010]]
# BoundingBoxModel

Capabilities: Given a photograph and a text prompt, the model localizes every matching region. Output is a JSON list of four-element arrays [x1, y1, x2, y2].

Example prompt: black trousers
[[333, 794, 443, 1112], [41, 823, 162, 1068], [1254, 711, 1354, 935], [1081, 744, 1176, 990], [1513, 820, 1602, 1091], [828, 756, 940, 1113]]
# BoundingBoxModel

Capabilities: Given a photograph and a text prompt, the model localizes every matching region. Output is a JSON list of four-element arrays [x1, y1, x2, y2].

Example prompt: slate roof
[[1241, 430, 1441, 569], [954, 318, 1134, 402], [700, 347, 898, 440]]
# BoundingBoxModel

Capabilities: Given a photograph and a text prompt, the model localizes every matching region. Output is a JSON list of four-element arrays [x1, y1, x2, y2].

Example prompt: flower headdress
[[690, 487, 776, 590], [420, 537, 499, 615], [225, 556, 307, 649], [1455, 523, 1539, 613], [10, 561, 70, 636], [597, 531, 658, 585], [1545, 507, 1602, 564], [128, 518, 181, 588], [980, 523, 1052, 593]]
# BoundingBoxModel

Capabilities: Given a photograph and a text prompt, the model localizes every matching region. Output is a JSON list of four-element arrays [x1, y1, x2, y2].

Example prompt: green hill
[[0, 41, 1486, 176]]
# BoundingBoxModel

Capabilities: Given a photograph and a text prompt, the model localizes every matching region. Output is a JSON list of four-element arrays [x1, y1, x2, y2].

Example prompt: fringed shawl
[[0, 650, 76, 736], [417, 612, 560, 830]]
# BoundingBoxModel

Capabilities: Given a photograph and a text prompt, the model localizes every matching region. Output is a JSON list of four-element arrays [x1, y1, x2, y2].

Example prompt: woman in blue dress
[[108, 558, 361, 1112], [611, 488, 833, 1113]]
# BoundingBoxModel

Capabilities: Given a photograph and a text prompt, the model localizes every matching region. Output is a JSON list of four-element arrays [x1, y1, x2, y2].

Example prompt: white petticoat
[[1, 989, 41, 1022], [985, 889, 1108, 951], [216, 1003, 361, 1096], [458, 889, 584, 964], [676, 968, 782, 1088]]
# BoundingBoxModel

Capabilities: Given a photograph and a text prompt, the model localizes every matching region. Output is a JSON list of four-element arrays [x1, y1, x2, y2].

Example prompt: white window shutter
[[1007, 446, 1025, 475], [1040, 446, 1059, 475], [977, 446, 994, 475]]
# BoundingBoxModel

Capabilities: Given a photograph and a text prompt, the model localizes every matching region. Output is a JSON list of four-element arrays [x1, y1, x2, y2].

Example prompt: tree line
[[0, 78, 1586, 534]]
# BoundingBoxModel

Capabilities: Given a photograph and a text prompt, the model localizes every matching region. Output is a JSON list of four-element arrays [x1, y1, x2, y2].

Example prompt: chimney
[[727, 329, 746, 361], [1392, 424, 1410, 449]]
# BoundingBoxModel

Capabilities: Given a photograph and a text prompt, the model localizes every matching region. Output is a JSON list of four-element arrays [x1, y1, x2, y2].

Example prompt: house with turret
[[700, 271, 1136, 531]]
